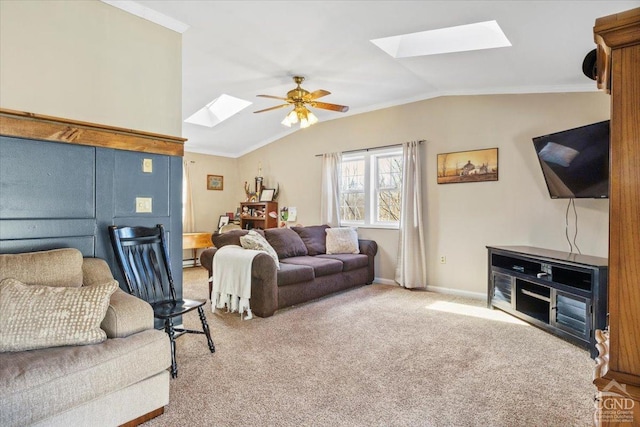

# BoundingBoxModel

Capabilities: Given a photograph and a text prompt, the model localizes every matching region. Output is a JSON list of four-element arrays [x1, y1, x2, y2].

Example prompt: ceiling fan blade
[[311, 101, 349, 113], [253, 104, 290, 114], [257, 94, 290, 101], [307, 89, 331, 100]]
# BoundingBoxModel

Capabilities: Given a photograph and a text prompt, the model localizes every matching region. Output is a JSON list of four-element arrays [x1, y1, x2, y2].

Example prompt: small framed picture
[[218, 215, 230, 229], [260, 188, 275, 202], [207, 175, 224, 191]]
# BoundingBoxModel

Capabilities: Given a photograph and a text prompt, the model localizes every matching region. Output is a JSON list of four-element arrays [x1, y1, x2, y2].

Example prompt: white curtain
[[395, 141, 427, 288], [320, 152, 342, 227], [182, 160, 195, 233]]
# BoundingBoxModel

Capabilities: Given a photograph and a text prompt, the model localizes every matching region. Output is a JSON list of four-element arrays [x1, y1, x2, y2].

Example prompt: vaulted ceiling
[[128, 1, 636, 157]]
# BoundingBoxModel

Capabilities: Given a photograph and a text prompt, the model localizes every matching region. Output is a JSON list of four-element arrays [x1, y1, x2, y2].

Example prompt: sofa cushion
[[281, 256, 343, 277], [317, 253, 369, 272], [82, 257, 115, 286], [264, 228, 308, 259], [292, 225, 330, 255], [0, 328, 169, 427], [101, 289, 154, 339], [212, 229, 249, 248], [240, 230, 280, 269], [326, 227, 360, 254], [0, 248, 84, 288], [0, 278, 118, 352], [276, 263, 315, 287]]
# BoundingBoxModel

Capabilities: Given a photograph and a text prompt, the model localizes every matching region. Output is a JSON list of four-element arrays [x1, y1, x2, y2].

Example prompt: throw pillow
[[292, 225, 330, 255], [325, 227, 359, 255], [0, 278, 118, 352], [240, 230, 280, 269], [0, 248, 84, 287], [538, 141, 580, 167], [264, 228, 308, 259]]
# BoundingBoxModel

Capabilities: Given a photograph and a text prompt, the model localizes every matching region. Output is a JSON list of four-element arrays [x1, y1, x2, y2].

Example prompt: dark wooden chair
[[108, 224, 215, 378]]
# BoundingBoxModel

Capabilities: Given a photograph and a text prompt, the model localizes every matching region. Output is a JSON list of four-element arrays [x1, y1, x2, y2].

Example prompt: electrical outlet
[[136, 197, 152, 213], [142, 158, 153, 173], [439, 256, 447, 264]]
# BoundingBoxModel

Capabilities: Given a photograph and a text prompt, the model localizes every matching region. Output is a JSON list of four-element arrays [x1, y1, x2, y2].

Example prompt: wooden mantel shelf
[[0, 108, 185, 156]]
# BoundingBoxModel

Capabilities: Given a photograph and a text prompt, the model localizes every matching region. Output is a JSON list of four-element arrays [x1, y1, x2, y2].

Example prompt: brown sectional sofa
[[201, 225, 377, 318], [0, 249, 171, 427]]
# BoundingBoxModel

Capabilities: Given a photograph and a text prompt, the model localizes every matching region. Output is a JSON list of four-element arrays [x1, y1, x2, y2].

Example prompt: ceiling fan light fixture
[[258, 76, 348, 129], [287, 109, 299, 124], [281, 116, 292, 127], [307, 111, 319, 126]]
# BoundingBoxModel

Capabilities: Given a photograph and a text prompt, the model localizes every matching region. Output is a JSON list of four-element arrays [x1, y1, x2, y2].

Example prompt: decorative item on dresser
[[591, 8, 640, 426], [240, 201, 278, 230]]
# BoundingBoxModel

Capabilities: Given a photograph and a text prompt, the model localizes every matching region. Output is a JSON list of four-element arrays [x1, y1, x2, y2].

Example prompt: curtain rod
[[314, 140, 424, 157]]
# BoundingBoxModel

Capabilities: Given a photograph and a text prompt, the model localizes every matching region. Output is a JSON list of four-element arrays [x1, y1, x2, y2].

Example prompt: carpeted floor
[[145, 267, 595, 427]]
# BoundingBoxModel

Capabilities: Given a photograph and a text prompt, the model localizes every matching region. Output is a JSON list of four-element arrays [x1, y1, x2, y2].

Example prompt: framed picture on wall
[[260, 188, 275, 202], [207, 175, 224, 191], [437, 148, 499, 184]]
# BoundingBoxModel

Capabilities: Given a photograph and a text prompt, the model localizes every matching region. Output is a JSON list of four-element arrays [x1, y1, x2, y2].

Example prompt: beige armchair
[[0, 248, 171, 427]]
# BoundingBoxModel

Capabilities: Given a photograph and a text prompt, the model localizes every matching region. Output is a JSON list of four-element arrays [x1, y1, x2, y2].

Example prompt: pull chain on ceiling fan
[[254, 76, 349, 129]]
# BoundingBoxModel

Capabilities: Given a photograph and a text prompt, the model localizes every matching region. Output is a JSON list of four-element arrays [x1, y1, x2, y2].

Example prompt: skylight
[[184, 94, 252, 128], [371, 20, 511, 58], [100, 1, 190, 33]]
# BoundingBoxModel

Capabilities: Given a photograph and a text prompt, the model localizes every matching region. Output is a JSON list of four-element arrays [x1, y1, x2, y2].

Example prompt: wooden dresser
[[592, 8, 640, 426]]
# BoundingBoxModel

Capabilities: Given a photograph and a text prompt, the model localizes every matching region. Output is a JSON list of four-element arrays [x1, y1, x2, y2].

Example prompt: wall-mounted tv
[[532, 120, 609, 199]]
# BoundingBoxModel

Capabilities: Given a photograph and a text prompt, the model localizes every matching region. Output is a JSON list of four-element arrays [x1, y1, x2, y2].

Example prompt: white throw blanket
[[210, 245, 262, 320]]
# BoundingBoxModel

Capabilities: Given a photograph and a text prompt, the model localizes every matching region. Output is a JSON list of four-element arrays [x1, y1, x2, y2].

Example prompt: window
[[339, 147, 403, 228]]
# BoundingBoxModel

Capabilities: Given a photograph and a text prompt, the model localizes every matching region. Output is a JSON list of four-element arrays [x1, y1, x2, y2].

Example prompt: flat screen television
[[532, 120, 609, 199]]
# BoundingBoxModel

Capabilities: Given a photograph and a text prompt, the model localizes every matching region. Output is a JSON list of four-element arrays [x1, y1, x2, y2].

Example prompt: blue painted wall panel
[[0, 137, 183, 308], [0, 137, 95, 219], [114, 151, 170, 218], [0, 236, 95, 257], [0, 218, 96, 240]]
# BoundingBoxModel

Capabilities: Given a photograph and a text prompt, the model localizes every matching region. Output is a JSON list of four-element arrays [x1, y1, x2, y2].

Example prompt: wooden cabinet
[[487, 246, 607, 357], [240, 201, 278, 230], [592, 8, 640, 426]]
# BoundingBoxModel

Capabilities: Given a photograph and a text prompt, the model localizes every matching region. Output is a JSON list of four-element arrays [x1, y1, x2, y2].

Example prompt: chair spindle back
[[109, 224, 176, 304]]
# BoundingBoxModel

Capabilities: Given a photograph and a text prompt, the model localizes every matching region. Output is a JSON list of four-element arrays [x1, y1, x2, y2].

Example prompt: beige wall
[[232, 92, 610, 296], [183, 152, 240, 233], [0, 0, 182, 136]]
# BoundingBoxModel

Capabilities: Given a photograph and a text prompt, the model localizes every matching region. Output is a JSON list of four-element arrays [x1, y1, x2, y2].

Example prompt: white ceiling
[[132, 1, 637, 158]]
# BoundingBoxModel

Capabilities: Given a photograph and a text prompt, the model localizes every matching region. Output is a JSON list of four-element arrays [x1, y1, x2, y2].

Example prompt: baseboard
[[373, 277, 485, 301], [425, 285, 485, 301], [119, 407, 164, 427], [182, 259, 200, 268], [373, 277, 396, 286]]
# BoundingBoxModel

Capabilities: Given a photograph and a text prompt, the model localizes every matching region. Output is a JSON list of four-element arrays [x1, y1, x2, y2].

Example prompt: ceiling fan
[[254, 76, 349, 128]]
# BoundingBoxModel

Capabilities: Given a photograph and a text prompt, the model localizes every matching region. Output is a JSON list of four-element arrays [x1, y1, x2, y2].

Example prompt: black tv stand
[[487, 246, 607, 358]]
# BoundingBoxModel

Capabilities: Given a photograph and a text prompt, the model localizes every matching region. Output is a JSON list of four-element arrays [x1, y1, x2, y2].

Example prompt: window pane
[[377, 189, 401, 222], [341, 159, 364, 191], [340, 192, 364, 221], [375, 154, 402, 223], [377, 155, 402, 190]]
